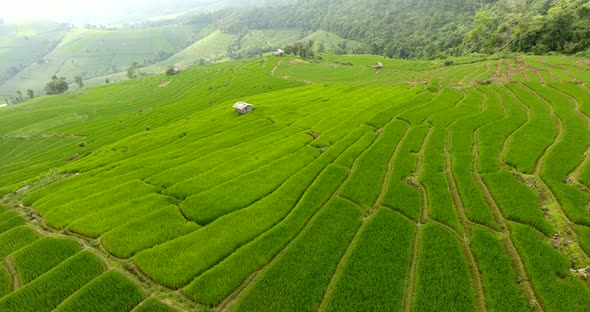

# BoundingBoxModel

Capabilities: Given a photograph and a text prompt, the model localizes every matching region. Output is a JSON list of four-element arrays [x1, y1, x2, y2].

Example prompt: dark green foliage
[[11, 237, 80, 285], [511, 223, 590, 311], [323, 209, 416, 311], [54, 270, 145, 312], [231, 197, 362, 312], [413, 223, 477, 312], [44, 75, 68, 95], [470, 227, 529, 312], [0, 251, 105, 312]]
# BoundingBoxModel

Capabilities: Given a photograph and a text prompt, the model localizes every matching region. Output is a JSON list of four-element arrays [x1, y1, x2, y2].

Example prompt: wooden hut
[[233, 102, 253, 114], [274, 49, 285, 56]]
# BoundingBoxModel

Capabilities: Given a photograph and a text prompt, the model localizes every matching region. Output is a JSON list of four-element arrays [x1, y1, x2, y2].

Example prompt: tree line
[[216, 0, 590, 59]]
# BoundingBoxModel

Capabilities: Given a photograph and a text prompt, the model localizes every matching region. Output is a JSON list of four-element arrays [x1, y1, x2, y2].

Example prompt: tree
[[74, 75, 84, 88], [127, 62, 140, 79], [26, 89, 34, 99], [44, 75, 69, 95], [165, 66, 179, 76], [105, 78, 110, 84], [15, 91, 24, 103]]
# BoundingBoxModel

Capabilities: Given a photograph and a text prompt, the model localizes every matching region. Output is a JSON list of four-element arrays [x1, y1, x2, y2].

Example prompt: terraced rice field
[[1, 54, 590, 311]]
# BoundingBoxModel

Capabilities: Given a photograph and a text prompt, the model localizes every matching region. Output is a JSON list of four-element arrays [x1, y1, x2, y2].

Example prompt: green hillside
[[1, 53, 590, 311], [0, 21, 69, 87], [0, 24, 206, 97]]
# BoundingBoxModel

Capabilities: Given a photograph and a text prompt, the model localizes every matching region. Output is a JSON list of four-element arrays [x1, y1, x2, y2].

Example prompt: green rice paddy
[[1, 54, 590, 311]]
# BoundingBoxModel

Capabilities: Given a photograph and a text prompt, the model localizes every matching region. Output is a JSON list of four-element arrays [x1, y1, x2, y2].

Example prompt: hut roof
[[233, 102, 252, 110]]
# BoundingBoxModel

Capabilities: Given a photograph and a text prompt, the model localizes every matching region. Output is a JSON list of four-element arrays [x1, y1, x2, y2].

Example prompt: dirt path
[[270, 61, 281, 76]]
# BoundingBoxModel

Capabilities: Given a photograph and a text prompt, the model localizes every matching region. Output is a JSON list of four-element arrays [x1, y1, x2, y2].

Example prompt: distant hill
[[221, 0, 590, 58]]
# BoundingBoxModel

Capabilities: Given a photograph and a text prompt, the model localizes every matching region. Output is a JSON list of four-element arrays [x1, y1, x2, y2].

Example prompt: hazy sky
[[0, 0, 210, 24]]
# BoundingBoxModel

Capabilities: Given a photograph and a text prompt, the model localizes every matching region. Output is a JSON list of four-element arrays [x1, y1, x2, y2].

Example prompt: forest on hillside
[[215, 0, 590, 59]]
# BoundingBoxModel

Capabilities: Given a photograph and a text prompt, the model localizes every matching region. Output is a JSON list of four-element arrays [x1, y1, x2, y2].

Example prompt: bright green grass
[[184, 164, 349, 305], [382, 125, 428, 221], [0, 251, 105, 312], [10, 237, 80, 285], [134, 126, 367, 288], [413, 223, 477, 312], [181, 146, 319, 224], [102, 206, 200, 258], [576, 225, 590, 255], [421, 127, 464, 234], [502, 83, 557, 173], [470, 227, 529, 312], [0, 226, 41, 258], [0, 264, 10, 298], [512, 223, 590, 311], [0, 210, 26, 234], [340, 120, 407, 210], [54, 270, 145, 312], [133, 298, 180, 312], [67, 193, 173, 238], [229, 196, 362, 312], [483, 170, 553, 235], [323, 208, 416, 311]]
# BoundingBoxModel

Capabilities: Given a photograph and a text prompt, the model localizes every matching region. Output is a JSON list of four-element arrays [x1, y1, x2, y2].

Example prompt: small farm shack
[[275, 49, 285, 56], [233, 102, 254, 114], [375, 62, 383, 70]]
